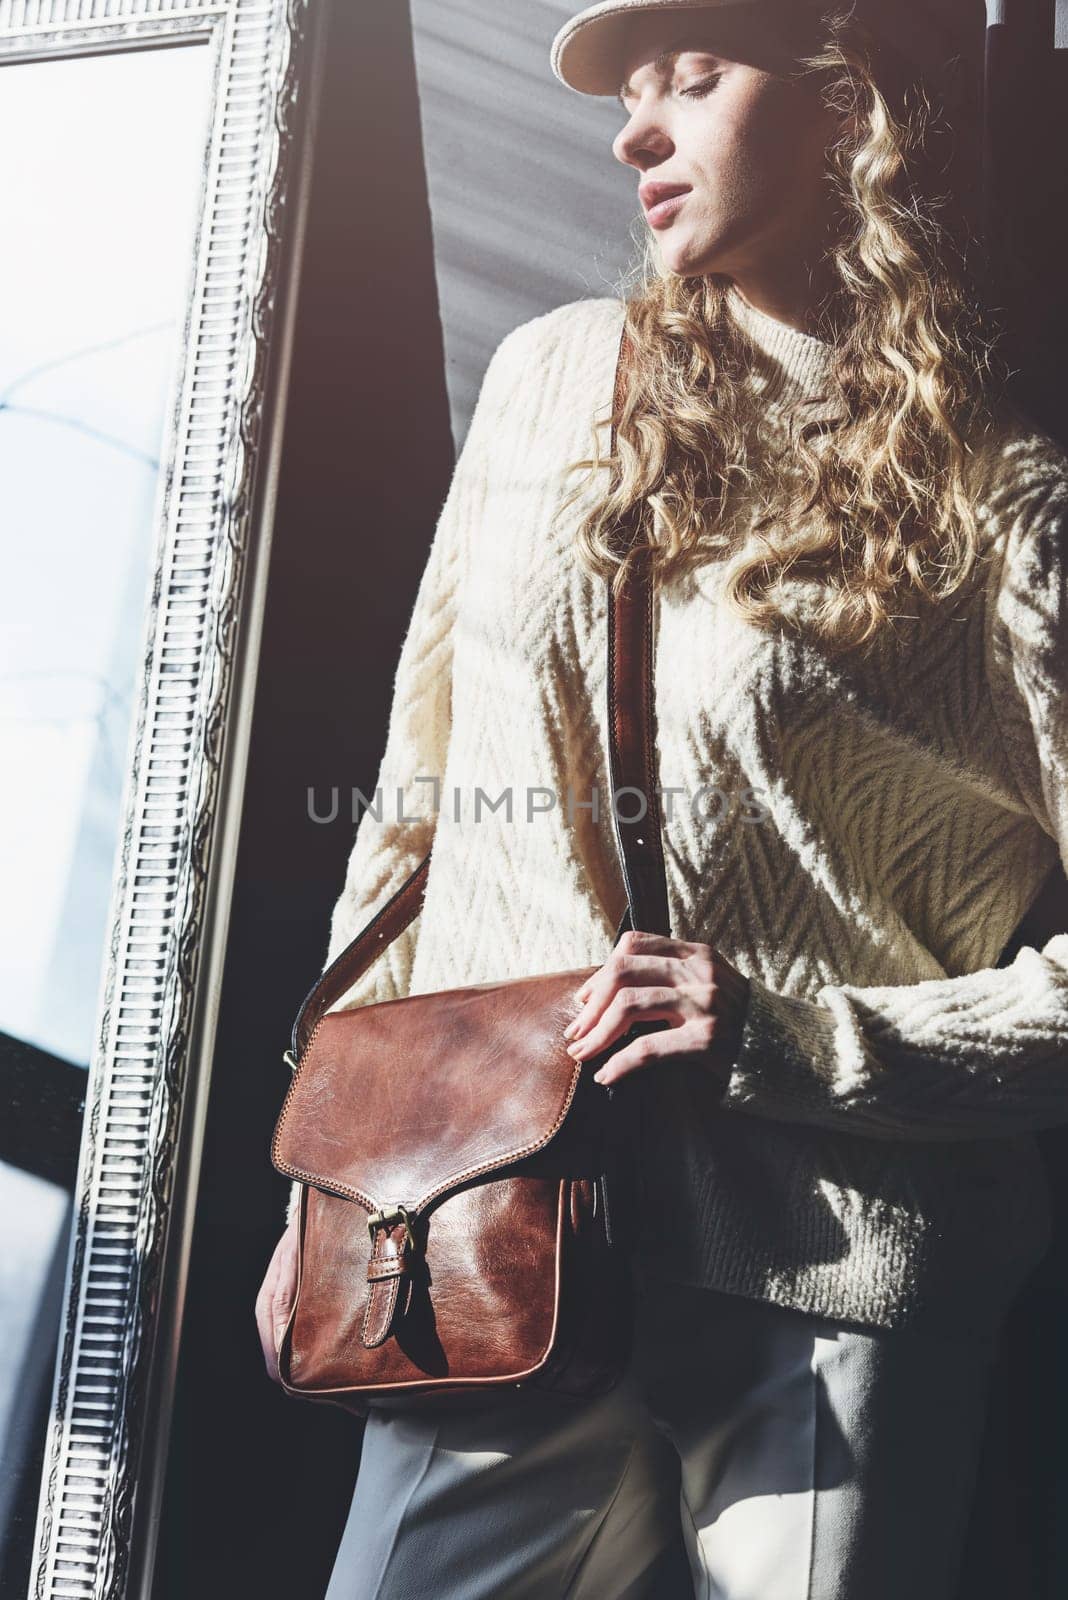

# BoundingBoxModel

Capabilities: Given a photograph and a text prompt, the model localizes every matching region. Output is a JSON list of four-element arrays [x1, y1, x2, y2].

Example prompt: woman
[[256, 1, 1068, 1595]]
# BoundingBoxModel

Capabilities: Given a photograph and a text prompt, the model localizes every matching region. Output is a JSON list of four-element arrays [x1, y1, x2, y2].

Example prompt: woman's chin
[[653, 232, 726, 279]]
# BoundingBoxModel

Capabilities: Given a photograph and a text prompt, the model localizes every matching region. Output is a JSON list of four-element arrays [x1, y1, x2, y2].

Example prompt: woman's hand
[[563, 928, 751, 1090], [255, 1215, 300, 1385]]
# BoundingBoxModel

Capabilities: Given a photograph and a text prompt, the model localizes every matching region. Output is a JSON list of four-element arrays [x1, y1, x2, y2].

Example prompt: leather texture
[[607, 537, 671, 939], [271, 321, 665, 1412], [275, 967, 603, 1208]]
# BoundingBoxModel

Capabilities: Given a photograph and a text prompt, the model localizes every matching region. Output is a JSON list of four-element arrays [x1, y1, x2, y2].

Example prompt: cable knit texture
[[286, 286, 1068, 1337]]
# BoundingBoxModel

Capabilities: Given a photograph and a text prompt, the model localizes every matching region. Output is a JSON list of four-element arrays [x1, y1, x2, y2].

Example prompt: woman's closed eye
[[680, 73, 723, 99]]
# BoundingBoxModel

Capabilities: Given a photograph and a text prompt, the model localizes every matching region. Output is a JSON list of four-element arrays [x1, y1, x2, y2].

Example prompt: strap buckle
[[282, 1049, 298, 1072], [366, 1203, 416, 1251]]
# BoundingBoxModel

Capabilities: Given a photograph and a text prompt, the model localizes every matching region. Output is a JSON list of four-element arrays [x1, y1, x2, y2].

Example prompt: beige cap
[[550, 0, 985, 116]]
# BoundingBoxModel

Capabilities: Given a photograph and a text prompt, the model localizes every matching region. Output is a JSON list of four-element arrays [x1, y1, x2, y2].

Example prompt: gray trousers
[[323, 1278, 998, 1600]]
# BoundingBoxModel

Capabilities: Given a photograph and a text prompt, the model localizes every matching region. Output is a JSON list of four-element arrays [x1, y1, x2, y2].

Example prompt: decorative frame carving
[[0, 2, 319, 1595]]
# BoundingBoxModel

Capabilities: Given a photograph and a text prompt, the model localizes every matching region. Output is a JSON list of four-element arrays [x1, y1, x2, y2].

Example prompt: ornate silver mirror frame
[[0, 2, 321, 1596]]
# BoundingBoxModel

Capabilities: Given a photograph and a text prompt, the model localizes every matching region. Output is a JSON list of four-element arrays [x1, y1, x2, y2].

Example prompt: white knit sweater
[[287, 287, 1068, 1336]]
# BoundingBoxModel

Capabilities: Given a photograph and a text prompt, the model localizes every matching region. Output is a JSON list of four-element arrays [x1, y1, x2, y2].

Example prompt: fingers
[[570, 929, 697, 1007], [255, 1224, 299, 1384], [567, 946, 697, 1054], [272, 1226, 299, 1356], [591, 1017, 711, 1087], [255, 1293, 280, 1384], [563, 929, 748, 1089], [566, 984, 682, 1068], [254, 1248, 281, 1369], [568, 949, 680, 1035]]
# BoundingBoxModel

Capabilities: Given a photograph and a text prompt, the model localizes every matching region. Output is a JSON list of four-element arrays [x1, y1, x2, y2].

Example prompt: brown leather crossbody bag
[[270, 328, 670, 1413]]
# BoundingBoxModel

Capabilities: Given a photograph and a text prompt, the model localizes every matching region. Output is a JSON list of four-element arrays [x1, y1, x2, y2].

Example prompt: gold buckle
[[366, 1203, 416, 1250]]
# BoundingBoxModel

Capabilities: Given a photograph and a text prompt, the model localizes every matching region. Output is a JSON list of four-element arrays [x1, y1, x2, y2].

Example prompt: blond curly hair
[[559, 6, 1005, 656]]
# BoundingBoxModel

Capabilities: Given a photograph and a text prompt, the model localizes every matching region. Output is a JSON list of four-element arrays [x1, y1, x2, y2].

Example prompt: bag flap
[[271, 965, 599, 1213]]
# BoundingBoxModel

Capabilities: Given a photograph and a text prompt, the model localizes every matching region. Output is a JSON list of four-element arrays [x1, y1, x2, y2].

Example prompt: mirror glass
[[0, 40, 213, 1595]]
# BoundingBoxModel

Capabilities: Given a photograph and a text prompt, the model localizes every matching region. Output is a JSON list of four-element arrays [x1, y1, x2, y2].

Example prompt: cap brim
[[550, 1, 754, 97]]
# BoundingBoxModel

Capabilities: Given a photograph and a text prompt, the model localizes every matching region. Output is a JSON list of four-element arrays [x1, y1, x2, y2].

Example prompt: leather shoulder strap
[[289, 317, 667, 1059], [607, 535, 670, 943], [606, 321, 670, 945]]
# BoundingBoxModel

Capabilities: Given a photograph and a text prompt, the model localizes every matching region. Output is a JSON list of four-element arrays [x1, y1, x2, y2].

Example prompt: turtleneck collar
[[724, 282, 838, 415]]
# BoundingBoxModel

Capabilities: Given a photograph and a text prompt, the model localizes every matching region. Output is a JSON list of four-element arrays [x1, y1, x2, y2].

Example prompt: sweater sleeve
[[284, 326, 525, 1226], [721, 479, 1068, 1142]]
